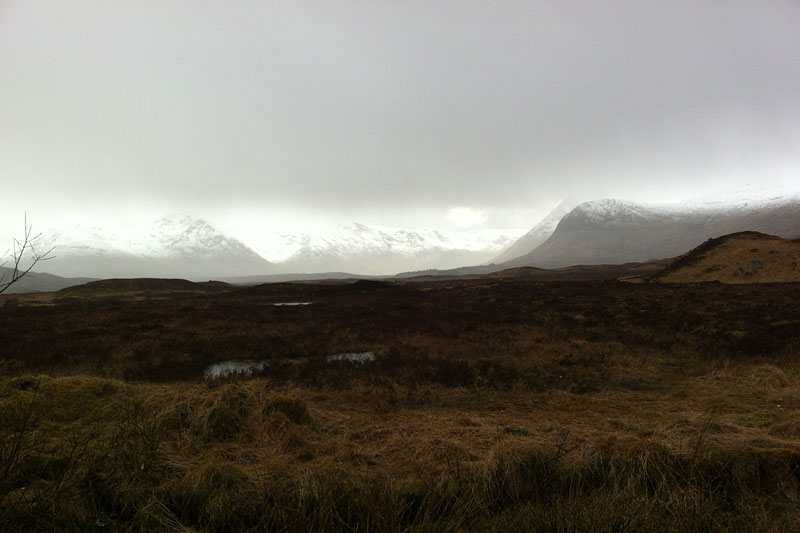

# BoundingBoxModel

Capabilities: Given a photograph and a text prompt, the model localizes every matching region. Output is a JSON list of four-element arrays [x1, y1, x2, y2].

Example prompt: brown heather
[[1, 277, 800, 531], [654, 232, 800, 284]]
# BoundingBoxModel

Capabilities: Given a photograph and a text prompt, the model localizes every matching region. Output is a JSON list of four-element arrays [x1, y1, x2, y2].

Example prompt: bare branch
[[0, 213, 55, 294]]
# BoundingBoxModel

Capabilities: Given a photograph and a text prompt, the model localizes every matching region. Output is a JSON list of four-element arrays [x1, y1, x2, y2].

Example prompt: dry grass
[[2, 360, 800, 531], [1, 279, 800, 530]]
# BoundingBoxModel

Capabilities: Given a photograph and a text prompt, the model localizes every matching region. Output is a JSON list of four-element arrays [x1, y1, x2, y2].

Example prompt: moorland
[[1, 271, 800, 531]]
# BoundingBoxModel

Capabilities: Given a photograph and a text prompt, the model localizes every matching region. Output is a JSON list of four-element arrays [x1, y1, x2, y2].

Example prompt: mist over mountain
[[269, 223, 524, 276], [27, 216, 524, 280], [3, 0, 799, 286]]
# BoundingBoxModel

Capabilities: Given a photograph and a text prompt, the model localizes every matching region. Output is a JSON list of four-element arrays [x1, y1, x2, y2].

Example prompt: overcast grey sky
[[2, 0, 799, 237]]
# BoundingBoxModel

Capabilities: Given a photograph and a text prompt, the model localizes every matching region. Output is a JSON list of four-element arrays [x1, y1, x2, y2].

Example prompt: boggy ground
[[1, 279, 800, 531]]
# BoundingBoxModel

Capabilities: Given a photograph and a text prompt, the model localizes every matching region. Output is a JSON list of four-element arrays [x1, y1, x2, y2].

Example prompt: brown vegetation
[[1, 276, 800, 530], [654, 231, 800, 284]]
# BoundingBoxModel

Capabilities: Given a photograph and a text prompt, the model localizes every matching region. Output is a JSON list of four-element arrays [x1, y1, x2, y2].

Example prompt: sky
[[2, 0, 799, 246]]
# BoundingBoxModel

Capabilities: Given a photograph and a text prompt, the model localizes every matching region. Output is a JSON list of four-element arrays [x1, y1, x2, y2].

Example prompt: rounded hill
[[653, 232, 800, 284]]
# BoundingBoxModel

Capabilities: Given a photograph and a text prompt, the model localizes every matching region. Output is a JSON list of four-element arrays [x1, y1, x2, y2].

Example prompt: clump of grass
[[3, 375, 42, 393], [749, 364, 791, 390], [769, 417, 800, 438], [191, 383, 255, 442], [263, 394, 312, 425], [158, 462, 256, 530], [484, 443, 566, 508]]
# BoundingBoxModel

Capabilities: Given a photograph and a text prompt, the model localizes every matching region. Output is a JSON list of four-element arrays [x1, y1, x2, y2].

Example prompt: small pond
[[203, 360, 269, 379], [204, 351, 376, 379], [325, 351, 376, 363]]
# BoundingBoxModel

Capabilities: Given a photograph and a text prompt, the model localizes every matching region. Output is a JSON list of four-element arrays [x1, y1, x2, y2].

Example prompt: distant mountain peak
[[564, 199, 657, 226], [115, 214, 262, 260], [35, 214, 271, 279]]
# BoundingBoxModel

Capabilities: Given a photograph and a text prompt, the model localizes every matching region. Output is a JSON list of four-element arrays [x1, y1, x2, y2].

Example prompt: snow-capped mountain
[[263, 222, 526, 275], [503, 190, 800, 268], [128, 215, 266, 260], [31, 215, 525, 279], [36, 215, 273, 280], [28, 186, 799, 280]]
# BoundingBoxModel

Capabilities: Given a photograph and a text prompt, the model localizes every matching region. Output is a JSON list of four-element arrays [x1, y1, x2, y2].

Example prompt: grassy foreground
[[2, 279, 800, 530], [3, 365, 800, 531]]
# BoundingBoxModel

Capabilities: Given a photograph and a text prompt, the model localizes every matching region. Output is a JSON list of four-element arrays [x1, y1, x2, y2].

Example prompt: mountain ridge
[[503, 192, 800, 268], [260, 223, 525, 275], [29, 216, 525, 279]]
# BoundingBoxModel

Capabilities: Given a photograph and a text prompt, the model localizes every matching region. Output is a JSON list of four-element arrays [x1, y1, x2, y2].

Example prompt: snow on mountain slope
[[32, 215, 525, 279], [128, 215, 266, 260], [677, 186, 800, 212], [36, 215, 272, 279], [292, 222, 521, 258], [565, 199, 663, 224], [37, 225, 134, 258], [492, 197, 584, 264]]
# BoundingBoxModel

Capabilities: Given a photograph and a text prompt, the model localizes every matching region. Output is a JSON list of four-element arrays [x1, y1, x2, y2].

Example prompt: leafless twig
[[0, 213, 55, 294]]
